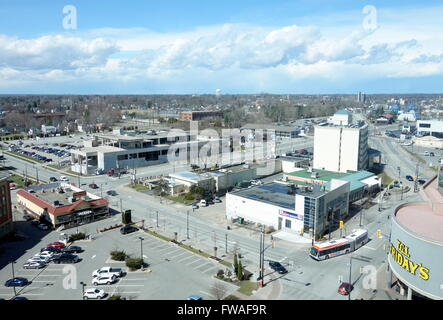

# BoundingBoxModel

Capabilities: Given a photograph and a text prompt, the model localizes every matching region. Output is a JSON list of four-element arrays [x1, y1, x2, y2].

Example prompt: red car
[[89, 183, 99, 189], [46, 242, 66, 248], [338, 282, 354, 295]]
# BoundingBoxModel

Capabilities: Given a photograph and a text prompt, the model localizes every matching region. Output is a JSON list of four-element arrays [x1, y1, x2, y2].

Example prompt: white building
[[41, 125, 57, 135], [226, 180, 350, 239], [417, 120, 443, 138], [397, 110, 417, 122], [328, 109, 352, 126], [313, 121, 369, 173]]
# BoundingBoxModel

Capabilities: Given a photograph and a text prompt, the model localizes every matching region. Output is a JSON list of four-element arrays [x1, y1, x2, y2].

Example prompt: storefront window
[[285, 219, 292, 229]]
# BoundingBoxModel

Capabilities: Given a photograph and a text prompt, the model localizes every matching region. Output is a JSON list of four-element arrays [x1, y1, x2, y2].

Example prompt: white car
[[39, 251, 55, 259], [92, 275, 116, 286], [60, 176, 69, 181], [28, 255, 51, 264], [23, 261, 46, 269], [84, 288, 106, 300]]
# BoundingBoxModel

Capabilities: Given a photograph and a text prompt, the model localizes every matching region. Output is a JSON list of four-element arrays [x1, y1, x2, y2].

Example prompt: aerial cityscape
[[1, 0, 443, 305]]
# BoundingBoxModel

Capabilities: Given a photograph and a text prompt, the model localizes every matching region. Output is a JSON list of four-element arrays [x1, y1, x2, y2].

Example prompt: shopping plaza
[[387, 172, 443, 300]]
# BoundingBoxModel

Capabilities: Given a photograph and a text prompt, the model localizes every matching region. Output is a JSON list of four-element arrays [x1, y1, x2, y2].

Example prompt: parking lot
[[0, 215, 238, 300]]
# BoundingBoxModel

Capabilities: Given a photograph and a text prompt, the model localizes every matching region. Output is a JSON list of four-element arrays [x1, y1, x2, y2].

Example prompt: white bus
[[309, 229, 369, 261]]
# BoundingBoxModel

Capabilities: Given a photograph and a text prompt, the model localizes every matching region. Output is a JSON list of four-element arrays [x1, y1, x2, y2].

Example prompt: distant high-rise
[[357, 92, 366, 103]]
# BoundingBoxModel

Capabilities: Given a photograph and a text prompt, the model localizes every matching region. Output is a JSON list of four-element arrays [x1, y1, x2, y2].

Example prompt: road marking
[[176, 254, 195, 263], [187, 259, 204, 267], [91, 255, 96, 259], [0, 293, 45, 296], [195, 262, 213, 271], [361, 246, 377, 250], [119, 278, 146, 281], [156, 246, 174, 252], [30, 280, 56, 283], [172, 251, 189, 259], [163, 248, 184, 256], [86, 285, 144, 288]]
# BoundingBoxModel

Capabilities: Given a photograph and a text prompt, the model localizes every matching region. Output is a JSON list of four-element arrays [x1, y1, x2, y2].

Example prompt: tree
[[209, 281, 228, 300], [237, 259, 244, 281], [233, 254, 239, 275]]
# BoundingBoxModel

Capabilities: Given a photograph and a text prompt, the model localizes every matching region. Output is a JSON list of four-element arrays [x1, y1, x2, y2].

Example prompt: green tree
[[237, 259, 244, 281], [233, 253, 239, 275]]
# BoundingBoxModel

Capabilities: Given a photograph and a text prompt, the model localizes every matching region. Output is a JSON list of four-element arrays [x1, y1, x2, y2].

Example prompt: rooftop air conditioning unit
[[311, 171, 318, 178]]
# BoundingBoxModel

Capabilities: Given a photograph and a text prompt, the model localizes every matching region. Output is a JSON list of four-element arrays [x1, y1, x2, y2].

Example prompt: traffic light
[[339, 220, 344, 229], [376, 229, 382, 238]]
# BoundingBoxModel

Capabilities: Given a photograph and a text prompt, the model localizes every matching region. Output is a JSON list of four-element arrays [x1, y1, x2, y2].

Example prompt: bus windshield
[[309, 247, 318, 257]]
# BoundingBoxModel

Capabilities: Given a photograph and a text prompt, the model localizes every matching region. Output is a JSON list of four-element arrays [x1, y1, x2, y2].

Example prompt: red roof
[[17, 189, 108, 215]]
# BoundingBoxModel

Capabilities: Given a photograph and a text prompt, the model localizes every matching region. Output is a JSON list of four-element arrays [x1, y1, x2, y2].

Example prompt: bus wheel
[[345, 250, 349, 254], [325, 255, 329, 260]]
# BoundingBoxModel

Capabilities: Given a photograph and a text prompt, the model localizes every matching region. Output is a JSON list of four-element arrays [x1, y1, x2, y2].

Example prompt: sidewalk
[[233, 276, 282, 300]]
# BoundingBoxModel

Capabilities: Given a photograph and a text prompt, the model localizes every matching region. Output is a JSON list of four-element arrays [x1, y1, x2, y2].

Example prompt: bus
[[309, 229, 369, 261]]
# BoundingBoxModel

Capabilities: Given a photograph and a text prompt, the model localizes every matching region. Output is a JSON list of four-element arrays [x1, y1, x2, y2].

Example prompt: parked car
[[62, 246, 83, 254], [89, 183, 99, 189], [52, 253, 80, 264], [191, 202, 199, 210], [46, 242, 66, 248], [199, 199, 208, 207], [22, 215, 33, 222], [60, 176, 69, 181], [27, 256, 50, 264], [23, 261, 46, 269], [38, 251, 55, 259], [186, 295, 204, 300], [338, 282, 354, 295], [84, 288, 106, 299], [418, 179, 426, 185], [49, 177, 58, 182], [92, 275, 116, 286], [406, 175, 414, 181], [92, 267, 124, 278], [120, 225, 138, 235], [106, 190, 117, 196], [213, 196, 222, 203], [268, 261, 288, 274], [4, 277, 29, 287], [31, 220, 40, 226], [37, 224, 49, 231], [41, 246, 62, 254]]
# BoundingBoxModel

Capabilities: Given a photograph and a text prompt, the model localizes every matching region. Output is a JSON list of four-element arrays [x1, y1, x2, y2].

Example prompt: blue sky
[[0, 1, 443, 94]]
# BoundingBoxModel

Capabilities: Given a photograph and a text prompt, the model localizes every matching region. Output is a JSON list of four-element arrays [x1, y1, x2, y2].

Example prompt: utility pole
[[156, 211, 159, 228], [11, 261, 16, 297], [139, 237, 144, 262], [348, 255, 353, 301], [35, 166, 39, 184], [414, 163, 419, 192], [120, 199, 123, 214], [186, 210, 189, 239], [80, 281, 85, 300], [225, 234, 228, 254]]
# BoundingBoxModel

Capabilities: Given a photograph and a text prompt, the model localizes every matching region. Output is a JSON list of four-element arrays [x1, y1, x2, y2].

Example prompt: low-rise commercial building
[[0, 172, 13, 239], [241, 123, 299, 140], [417, 120, 443, 138], [226, 180, 350, 239], [179, 110, 224, 121], [17, 183, 109, 229]]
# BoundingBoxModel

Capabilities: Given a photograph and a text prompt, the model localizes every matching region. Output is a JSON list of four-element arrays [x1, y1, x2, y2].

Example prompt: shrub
[[125, 257, 144, 270], [107, 295, 125, 300], [184, 192, 194, 201], [69, 232, 86, 242], [110, 250, 127, 261], [217, 269, 224, 277]]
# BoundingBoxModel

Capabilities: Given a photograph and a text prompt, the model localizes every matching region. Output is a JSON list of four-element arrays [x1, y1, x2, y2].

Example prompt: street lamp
[[11, 261, 17, 297], [138, 237, 144, 263], [348, 255, 353, 301], [80, 281, 86, 300]]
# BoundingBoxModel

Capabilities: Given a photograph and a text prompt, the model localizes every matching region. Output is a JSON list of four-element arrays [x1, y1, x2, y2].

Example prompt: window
[[285, 219, 292, 229], [419, 123, 431, 128]]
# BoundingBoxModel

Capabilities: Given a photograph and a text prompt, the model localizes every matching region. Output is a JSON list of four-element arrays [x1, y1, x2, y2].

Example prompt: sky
[[0, 0, 443, 94]]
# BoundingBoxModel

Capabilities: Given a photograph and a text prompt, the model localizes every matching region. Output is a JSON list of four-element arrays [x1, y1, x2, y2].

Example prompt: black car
[[22, 215, 33, 222], [5, 277, 29, 287], [31, 220, 40, 226], [49, 177, 58, 182], [62, 246, 83, 253], [418, 179, 426, 185], [106, 190, 117, 196], [406, 175, 414, 181], [41, 246, 62, 254], [52, 253, 80, 264], [120, 225, 138, 235], [268, 261, 288, 274]]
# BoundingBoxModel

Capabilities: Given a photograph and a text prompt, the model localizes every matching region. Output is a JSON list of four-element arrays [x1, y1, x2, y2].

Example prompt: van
[[199, 199, 207, 207]]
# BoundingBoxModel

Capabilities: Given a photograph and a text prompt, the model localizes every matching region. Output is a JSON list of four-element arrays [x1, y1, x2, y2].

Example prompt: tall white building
[[313, 121, 369, 173]]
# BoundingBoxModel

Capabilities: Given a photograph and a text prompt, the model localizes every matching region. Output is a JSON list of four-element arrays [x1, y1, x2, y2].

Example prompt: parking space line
[[171, 251, 189, 259], [30, 280, 57, 283], [204, 267, 219, 275], [176, 254, 196, 263], [195, 262, 213, 271], [118, 278, 146, 281], [186, 259, 204, 267], [162, 248, 184, 256], [156, 246, 175, 252], [0, 293, 45, 296]]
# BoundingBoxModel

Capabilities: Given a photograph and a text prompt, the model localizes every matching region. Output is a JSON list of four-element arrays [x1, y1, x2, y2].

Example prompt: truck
[[92, 266, 124, 278]]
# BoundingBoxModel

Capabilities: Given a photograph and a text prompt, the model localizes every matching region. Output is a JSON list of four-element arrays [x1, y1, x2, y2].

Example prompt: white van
[[199, 199, 208, 207]]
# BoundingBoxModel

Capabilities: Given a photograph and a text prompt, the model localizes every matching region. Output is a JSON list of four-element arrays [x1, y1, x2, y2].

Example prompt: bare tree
[[209, 281, 228, 300]]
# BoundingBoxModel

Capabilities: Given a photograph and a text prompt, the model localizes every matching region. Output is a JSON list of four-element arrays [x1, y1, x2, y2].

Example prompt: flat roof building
[[241, 123, 299, 139], [179, 110, 224, 121], [0, 172, 13, 239], [313, 120, 369, 173]]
